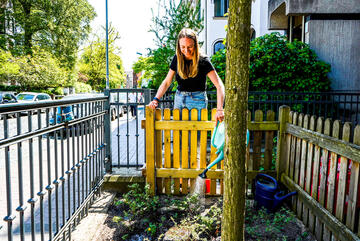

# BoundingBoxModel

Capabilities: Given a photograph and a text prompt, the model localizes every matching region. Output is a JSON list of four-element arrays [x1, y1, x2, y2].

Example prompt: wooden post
[[289, 112, 297, 180], [253, 110, 263, 171], [164, 109, 171, 194], [190, 109, 198, 192], [336, 122, 351, 222], [173, 109, 181, 195], [348, 125, 360, 231], [327, 120, 341, 213], [181, 109, 189, 194], [155, 109, 163, 193], [276, 105, 290, 181], [264, 110, 275, 170], [145, 106, 156, 195]]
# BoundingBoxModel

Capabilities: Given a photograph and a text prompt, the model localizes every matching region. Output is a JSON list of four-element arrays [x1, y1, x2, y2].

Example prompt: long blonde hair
[[176, 28, 200, 79]]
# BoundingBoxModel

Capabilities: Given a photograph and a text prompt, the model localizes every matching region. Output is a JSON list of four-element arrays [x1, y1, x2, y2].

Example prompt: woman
[[148, 28, 225, 122]]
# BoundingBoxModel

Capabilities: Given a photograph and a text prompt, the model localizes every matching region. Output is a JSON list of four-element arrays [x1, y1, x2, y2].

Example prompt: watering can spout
[[199, 168, 208, 179], [273, 191, 297, 210], [198, 151, 224, 179]]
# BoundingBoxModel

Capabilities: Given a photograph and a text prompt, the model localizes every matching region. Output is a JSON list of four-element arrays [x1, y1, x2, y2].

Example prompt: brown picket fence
[[277, 106, 360, 241]]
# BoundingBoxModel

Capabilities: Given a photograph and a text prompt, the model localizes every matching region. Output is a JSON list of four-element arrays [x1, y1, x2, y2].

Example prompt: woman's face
[[179, 37, 195, 60]]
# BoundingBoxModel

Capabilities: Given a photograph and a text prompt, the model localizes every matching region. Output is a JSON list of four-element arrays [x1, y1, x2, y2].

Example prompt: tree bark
[[221, 0, 251, 240], [19, 0, 33, 55]]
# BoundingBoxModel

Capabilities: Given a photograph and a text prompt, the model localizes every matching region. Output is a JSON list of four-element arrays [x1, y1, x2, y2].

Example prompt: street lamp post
[[105, 0, 109, 89]]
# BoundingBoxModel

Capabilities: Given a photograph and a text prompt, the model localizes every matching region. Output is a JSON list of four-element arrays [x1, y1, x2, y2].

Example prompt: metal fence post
[[144, 89, 152, 105], [104, 89, 112, 173]]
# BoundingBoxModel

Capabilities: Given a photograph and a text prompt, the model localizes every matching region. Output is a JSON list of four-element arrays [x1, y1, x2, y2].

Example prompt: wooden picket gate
[[144, 106, 279, 196], [277, 106, 360, 241]]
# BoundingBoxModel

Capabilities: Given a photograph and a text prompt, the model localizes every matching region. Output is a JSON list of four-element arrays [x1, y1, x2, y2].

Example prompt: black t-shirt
[[170, 55, 215, 91]]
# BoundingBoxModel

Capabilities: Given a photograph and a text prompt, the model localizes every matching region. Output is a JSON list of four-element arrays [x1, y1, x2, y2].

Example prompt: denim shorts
[[174, 90, 208, 120]]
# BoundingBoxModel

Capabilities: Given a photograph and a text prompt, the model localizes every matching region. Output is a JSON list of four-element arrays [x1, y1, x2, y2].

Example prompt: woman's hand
[[215, 109, 224, 122], [148, 100, 158, 109]]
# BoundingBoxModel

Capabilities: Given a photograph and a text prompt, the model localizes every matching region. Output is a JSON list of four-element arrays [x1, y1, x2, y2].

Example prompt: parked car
[[16, 92, 52, 115], [16, 92, 52, 103], [0, 91, 17, 104], [0, 91, 18, 119]]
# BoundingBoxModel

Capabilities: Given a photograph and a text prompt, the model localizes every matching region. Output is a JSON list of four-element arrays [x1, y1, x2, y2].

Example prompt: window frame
[[213, 39, 225, 55], [214, 0, 229, 17]]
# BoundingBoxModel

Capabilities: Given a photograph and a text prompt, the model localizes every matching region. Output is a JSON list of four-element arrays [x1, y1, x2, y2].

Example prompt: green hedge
[[209, 32, 331, 92]]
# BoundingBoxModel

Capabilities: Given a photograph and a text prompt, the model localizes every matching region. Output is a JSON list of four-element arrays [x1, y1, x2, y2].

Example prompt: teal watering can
[[199, 121, 250, 179]]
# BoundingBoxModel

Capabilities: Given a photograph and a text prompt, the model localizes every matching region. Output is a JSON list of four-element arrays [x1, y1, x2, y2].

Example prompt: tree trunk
[[20, 1, 32, 55], [221, 0, 251, 240]]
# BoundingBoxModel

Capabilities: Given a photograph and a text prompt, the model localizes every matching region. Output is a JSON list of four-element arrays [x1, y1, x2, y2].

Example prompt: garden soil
[[72, 191, 316, 241]]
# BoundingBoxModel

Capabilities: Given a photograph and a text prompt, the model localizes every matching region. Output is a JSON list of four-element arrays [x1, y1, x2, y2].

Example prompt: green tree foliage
[[132, 56, 154, 88], [133, 0, 203, 89], [1, 0, 95, 69], [78, 27, 125, 91], [210, 33, 331, 92], [5, 47, 69, 89], [0, 49, 19, 78]]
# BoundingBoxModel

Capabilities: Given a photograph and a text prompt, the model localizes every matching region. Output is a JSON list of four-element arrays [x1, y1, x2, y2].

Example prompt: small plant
[[121, 234, 128, 240], [112, 216, 123, 223], [123, 184, 159, 218], [146, 222, 157, 237], [112, 183, 160, 222], [245, 203, 297, 240]]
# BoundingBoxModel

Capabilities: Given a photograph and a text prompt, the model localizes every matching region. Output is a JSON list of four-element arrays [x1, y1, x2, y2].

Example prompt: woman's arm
[[207, 70, 225, 122], [148, 69, 176, 109]]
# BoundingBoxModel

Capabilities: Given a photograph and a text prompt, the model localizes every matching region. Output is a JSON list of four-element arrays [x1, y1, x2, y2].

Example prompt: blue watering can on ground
[[199, 121, 250, 179], [255, 174, 297, 212]]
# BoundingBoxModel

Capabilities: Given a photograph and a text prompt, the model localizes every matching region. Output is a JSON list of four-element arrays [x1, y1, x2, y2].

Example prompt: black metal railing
[[152, 90, 360, 126], [0, 96, 107, 241], [107, 89, 151, 171]]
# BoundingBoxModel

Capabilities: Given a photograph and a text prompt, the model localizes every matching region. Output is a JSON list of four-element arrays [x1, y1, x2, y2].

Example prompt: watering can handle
[[255, 174, 278, 190]]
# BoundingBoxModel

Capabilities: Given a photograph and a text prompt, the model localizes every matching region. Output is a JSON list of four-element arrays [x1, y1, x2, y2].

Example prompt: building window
[[213, 40, 225, 54], [214, 0, 229, 17]]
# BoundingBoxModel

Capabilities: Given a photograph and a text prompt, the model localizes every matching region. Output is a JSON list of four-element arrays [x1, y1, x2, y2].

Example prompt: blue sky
[[88, 0, 159, 71]]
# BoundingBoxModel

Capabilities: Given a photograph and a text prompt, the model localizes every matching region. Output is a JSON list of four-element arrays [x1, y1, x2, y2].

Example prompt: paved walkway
[[110, 107, 145, 168]]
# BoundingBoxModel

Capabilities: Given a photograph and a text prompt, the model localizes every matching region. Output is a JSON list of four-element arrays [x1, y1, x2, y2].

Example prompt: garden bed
[[96, 184, 315, 241]]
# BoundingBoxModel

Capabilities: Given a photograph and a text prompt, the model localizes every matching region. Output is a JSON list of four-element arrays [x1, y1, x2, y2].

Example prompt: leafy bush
[[74, 82, 92, 93], [0, 84, 22, 92], [210, 32, 331, 92], [52, 87, 64, 96], [208, 48, 226, 89]]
